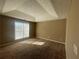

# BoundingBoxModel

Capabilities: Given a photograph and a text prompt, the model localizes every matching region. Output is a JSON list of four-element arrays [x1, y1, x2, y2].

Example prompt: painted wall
[[36, 19, 66, 43], [0, 16, 2, 43], [66, 0, 79, 59], [0, 15, 15, 44], [0, 15, 36, 44]]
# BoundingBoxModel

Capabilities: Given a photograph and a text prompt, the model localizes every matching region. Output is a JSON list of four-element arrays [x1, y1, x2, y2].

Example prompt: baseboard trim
[[38, 37, 65, 45]]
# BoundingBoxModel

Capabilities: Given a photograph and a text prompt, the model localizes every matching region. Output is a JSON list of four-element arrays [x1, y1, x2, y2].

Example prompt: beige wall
[[0, 16, 1, 43], [36, 19, 66, 43], [0, 15, 36, 44], [0, 15, 15, 44], [66, 0, 79, 59]]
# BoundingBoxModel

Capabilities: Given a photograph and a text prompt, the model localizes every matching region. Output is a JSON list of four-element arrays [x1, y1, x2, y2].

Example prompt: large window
[[15, 22, 29, 40]]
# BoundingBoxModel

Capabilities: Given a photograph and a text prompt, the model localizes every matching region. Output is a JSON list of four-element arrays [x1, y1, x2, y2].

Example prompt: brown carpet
[[0, 39, 66, 59]]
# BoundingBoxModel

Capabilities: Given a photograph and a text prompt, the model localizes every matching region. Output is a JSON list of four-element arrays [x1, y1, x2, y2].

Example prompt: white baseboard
[[38, 37, 65, 45]]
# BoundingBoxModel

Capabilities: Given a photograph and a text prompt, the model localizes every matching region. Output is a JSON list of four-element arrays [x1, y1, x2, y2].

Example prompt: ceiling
[[0, 0, 71, 22]]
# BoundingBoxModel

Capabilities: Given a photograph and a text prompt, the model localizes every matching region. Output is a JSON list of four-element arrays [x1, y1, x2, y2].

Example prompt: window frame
[[15, 21, 30, 40]]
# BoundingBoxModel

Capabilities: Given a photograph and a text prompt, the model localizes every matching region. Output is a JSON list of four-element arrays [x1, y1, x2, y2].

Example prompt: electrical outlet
[[73, 44, 78, 56]]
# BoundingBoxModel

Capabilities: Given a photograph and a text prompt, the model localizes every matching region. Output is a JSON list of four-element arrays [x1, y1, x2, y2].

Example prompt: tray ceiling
[[0, 0, 71, 22]]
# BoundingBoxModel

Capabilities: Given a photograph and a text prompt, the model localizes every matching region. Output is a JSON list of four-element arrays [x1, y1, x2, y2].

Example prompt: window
[[15, 22, 29, 40]]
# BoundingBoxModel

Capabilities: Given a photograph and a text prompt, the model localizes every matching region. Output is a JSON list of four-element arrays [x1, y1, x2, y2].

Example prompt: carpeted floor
[[0, 39, 66, 59]]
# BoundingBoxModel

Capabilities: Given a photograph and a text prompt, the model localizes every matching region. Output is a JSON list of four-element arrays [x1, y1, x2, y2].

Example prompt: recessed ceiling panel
[[17, 0, 57, 21], [36, 0, 58, 17], [51, 0, 71, 18], [2, 0, 27, 13], [4, 10, 35, 21], [0, 0, 5, 13]]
